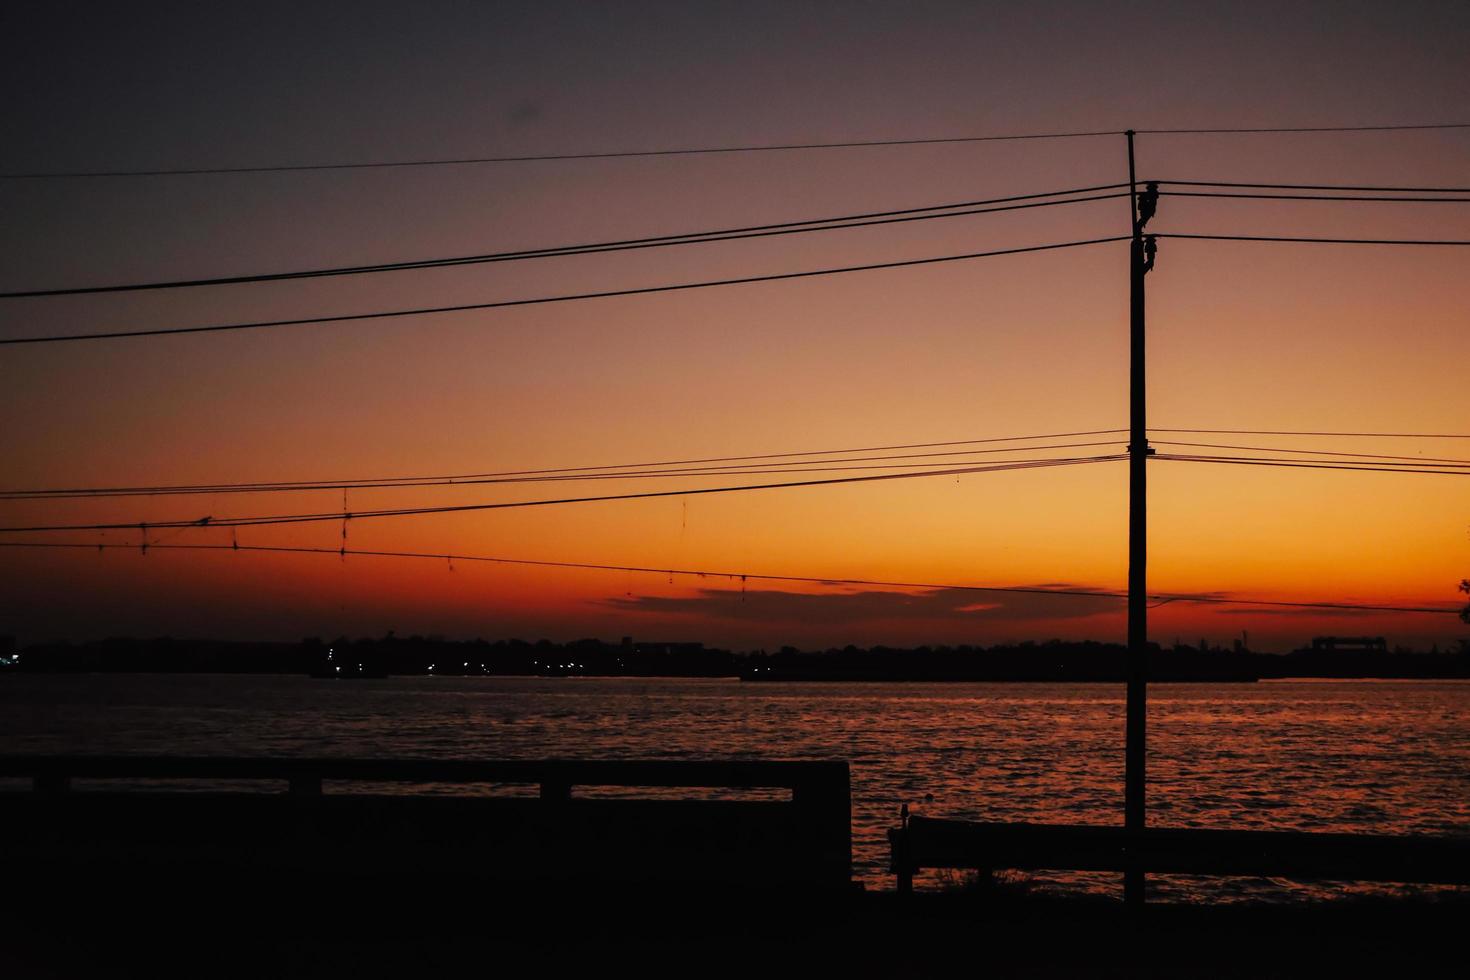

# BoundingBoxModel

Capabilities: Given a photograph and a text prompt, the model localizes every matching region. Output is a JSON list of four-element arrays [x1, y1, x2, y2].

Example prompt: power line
[[1137, 123, 1470, 135], [26, 183, 1470, 301], [1127, 593, 1455, 614], [0, 187, 1130, 299], [0, 452, 1125, 502], [8, 435, 1460, 502], [0, 540, 1457, 616], [1152, 441, 1470, 466], [0, 429, 1127, 498], [1156, 233, 1470, 246], [0, 455, 1125, 534], [1152, 427, 1470, 439], [0, 129, 1124, 179], [0, 236, 1130, 346], [0, 440, 1126, 500], [1155, 454, 1470, 477], [1159, 179, 1470, 193], [7, 228, 1460, 347], [0, 446, 1130, 501], [3, 543, 1127, 601], [11, 428, 1460, 501], [19, 434, 1465, 502], [7, 121, 1467, 179], [1160, 191, 1470, 203]]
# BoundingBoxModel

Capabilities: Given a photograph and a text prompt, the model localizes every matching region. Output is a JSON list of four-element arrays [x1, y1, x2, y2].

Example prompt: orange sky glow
[[2, 2, 1467, 651]]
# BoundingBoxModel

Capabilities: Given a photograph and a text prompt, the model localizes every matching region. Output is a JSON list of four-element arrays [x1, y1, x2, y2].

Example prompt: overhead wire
[[1159, 191, 1470, 202], [0, 452, 1130, 501], [0, 439, 1128, 500], [0, 454, 1126, 534], [9, 181, 1465, 301], [0, 429, 1128, 497], [13, 434, 1466, 504], [1136, 123, 1470, 135], [1156, 180, 1470, 193], [1152, 427, 1470, 439], [1155, 454, 1470, 477], [6, 124, 1469, 629], [6, 121, 1469, 179], [0, 185, 1131, 298], [0, 540, 1457, 617], [7, 232, 1466, 347], [7, 434, 1458, 502], [1154, 233, 1470, 246], [0, 236, 1131, 346], [17, 184, 1470, 300], [0, 128, 1127, 179], [9, 436, 1464, 509], [1151, 441, 1470, 466]]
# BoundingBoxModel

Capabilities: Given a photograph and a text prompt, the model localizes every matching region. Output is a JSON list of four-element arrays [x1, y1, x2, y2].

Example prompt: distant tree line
[[5, 633, 1467, 680]]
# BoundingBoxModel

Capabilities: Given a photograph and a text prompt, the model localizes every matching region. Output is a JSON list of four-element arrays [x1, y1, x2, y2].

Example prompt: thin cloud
[[506, 99, 544, 127], [1210, 605, 1382, 618], [603, 585, 1124, 624]]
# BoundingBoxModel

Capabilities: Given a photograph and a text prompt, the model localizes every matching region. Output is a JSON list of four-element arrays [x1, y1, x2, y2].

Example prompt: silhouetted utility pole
[[1125, 131, 1158, 908]]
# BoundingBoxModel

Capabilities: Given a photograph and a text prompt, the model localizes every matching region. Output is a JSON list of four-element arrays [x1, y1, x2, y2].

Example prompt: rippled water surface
[[3, 674, 1466, 901]]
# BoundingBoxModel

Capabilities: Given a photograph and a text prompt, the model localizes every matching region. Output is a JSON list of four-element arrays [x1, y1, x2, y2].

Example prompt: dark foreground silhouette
[[6, 866, 1466, 978], [3, 755, 1467, 977]]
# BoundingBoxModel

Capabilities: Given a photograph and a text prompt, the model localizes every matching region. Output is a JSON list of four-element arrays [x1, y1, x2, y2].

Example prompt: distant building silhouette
[[1311, 636, 1388, 652]]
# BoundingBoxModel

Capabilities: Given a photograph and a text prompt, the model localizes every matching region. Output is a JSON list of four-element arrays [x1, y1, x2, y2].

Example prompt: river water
[[3, 674, 1466, 902]]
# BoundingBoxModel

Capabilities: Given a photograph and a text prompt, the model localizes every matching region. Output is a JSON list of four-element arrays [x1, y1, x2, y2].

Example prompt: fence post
[[33, 772, 70, 794], [540, 781, 571, 802], [289, 773, 322, 796], [792, 763, 852, 887]]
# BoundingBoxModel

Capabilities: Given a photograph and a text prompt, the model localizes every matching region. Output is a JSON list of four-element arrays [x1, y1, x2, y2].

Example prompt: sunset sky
[[2, 0, 1467, 651]]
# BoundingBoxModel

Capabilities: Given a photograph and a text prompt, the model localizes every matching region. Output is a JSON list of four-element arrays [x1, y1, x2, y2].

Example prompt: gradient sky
[[2, 0, 1467, 651]]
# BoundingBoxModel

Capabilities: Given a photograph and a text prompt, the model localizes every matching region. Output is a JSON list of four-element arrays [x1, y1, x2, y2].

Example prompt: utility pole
[[1125, 131, 1158, 908]]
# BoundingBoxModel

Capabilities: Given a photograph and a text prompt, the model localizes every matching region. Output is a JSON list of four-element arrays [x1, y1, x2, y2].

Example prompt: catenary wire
[[0, 540, 1457, 617], [1151, 441, 1470, 466], [8, 121, 1469, 178], [1152, 427, 1470, 439], [0, 429, 1128, 499], [0, 447, 1130, 501], [0, 441, 1127, 500], [10, 186, 1460, 300], [0, 187, 1130, 298], [7, 436, 1456, 503], [1158, 191, 1470, 202], [30, 185, 1470, 300], [10, 428, 1461, 500], [0, 428, 1128, 497], [1157, 180, 1470, 193], [0, 455, 1126, 534], [1154, 234, 1470, 246], [0, 236, 1130, 345], [0, 129, 1125, 179], [1136, 123, 1470, 135], [0, 452, 1124, 501], [1155, 454, 1470, 477]]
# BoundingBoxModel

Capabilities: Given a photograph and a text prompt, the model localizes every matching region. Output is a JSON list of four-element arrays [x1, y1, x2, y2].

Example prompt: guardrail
[[889, 815, 1470, 895], [0, 755, 852, 892]]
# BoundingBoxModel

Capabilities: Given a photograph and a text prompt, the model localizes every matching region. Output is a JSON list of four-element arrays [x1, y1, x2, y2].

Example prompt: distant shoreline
[[4, 635, 1466, 682], [2, 667, 1470, 681]]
